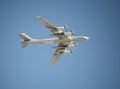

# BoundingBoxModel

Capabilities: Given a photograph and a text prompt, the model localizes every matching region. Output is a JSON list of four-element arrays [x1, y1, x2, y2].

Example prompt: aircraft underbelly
[[28, 38, 59, 44], [71, 36, 89, 41], [27, 38, 72, 44], [19, 16, 89, 65]]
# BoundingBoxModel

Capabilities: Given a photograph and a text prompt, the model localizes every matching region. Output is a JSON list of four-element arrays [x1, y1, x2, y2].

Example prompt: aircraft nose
[[85, 37, 89, 40]]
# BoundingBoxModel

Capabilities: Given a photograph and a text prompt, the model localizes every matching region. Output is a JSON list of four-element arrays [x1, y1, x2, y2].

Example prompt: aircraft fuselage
[[26, 36, 89, 44]]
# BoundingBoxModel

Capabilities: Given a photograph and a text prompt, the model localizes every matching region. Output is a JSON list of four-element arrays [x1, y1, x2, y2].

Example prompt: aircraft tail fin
[[19, 33, 32, 48]]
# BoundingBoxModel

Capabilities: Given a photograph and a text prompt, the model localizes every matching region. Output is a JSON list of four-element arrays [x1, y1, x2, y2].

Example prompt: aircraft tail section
[[21, 42, 28, 48], [19, 33, 32, 48]]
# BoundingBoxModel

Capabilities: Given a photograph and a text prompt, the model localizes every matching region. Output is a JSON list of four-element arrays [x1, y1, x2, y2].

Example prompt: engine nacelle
[[68, 44, 76, 48], [52, 46, 64, 49], [64, 49, 73, 54], [56, 25, 67, 30], [64, 32, 74, 36]]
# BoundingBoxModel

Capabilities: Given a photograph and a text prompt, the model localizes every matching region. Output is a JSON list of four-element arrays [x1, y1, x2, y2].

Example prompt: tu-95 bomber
[[19, 16, 89, 65]]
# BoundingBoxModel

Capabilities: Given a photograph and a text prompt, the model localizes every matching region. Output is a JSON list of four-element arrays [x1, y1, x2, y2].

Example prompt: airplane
[[19, 16, 89, 65]]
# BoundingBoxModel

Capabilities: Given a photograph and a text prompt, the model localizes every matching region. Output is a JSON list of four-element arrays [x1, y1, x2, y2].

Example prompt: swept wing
[[37, 16, 68, 39], [37, 16, 57, 32], [50, 43, 66, 65], [50, 42, 71, 65], [37, 16, 73, 65], [49, 49, 63, 65]]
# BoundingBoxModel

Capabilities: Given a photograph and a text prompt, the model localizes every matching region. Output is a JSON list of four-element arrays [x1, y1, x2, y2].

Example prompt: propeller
[[64, 25, 67, 30], [64, 25, 68, 32], [70, 49, 73, 54], [71, 30, 75, 35], [73, 42, 78, 48]]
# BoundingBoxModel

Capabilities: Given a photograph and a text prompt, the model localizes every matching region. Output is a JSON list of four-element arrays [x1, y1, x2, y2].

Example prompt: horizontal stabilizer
[[22, 42, 28, 48], [19, 33, 32, 41], [19, 33, 32, 48]]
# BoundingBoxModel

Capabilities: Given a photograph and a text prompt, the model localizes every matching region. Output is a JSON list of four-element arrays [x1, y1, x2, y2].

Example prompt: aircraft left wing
[[37, 16, 58, 33], [37, 16, 69, 39]]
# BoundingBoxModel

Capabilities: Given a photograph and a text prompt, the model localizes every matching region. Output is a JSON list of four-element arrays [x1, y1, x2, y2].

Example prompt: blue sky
[[0, 0, 120, 89]]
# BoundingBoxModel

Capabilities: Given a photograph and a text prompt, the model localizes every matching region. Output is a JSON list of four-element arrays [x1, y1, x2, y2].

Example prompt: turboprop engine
[[64, 49, 73, 54], [52, 46, 73, 54], [68, 43, 77, 48], [56, 25, 67, 30], [53, 43, 77, 49], [64, 30, 75, 36]]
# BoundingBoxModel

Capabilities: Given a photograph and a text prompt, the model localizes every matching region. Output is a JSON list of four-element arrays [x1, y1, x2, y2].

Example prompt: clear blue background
[[0, 0, 120, 89]]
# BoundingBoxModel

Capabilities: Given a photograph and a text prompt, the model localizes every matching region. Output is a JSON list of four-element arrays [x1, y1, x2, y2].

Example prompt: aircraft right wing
[[49, 43, 67, 65], [49, 52, 62, 65]]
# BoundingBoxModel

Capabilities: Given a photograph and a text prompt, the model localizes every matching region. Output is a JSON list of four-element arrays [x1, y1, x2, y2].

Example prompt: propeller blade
[[64, 25, 67, 30], [71, 30, 75, 35], [70, 49, 73, 54], [74, 43, 78, 48]]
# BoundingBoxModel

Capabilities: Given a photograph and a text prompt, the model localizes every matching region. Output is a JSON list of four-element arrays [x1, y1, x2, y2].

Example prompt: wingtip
[[36, 16, 41, 18], [18, 33, 25, 36], [49, 63, 54, 66]]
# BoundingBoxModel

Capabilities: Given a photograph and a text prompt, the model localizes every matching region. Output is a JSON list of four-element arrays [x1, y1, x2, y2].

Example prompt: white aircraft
[[19, 16, 89, 65]]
